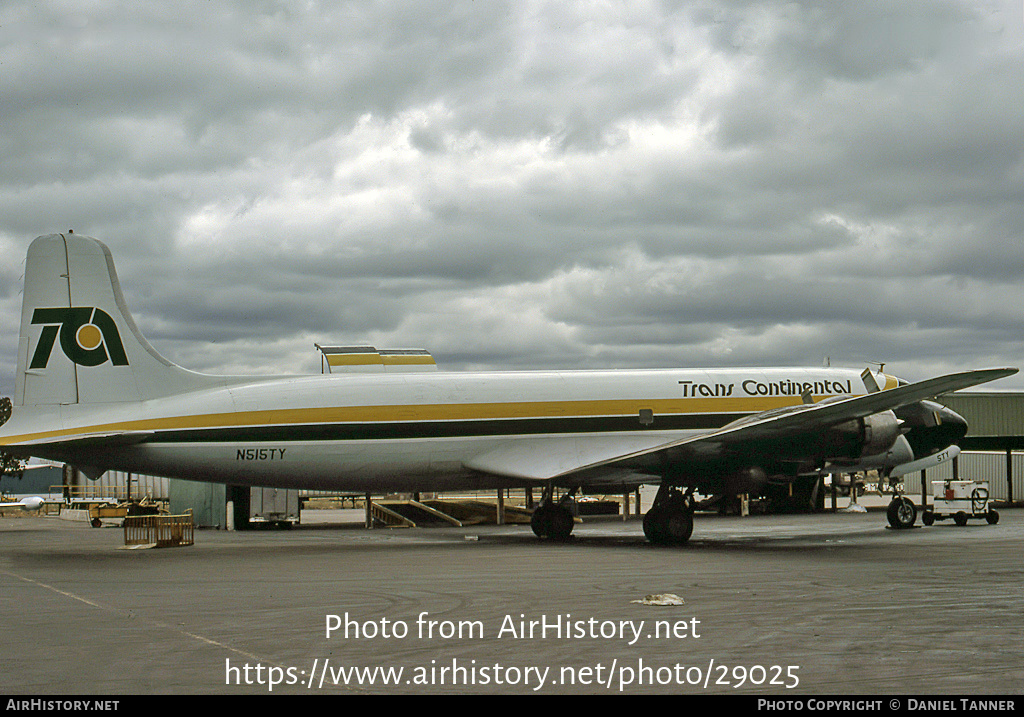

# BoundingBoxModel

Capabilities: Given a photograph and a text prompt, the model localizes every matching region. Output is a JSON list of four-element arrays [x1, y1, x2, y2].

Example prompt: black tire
[[922, 509, 934, 526], [887, 498, 917, 529], [954, 511, 968, 526], [643, 506, 666, 544], [986, 510, 999, 525], [530, 505, 549, 538], [664, 509, 694, 544], [643, 506, 693, 545], [531, 504, 574, 540], [546, 505, 575, 541]]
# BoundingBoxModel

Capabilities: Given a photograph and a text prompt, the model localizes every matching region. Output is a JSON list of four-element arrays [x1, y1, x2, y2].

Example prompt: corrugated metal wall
[[940, 394, 1024, 437], [53, 462, 171, 502], [97, 469, 170, 501]]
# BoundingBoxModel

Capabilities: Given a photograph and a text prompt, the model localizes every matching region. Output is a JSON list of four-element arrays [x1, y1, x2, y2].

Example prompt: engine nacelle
[[860, 410, 904, 457], [828, 410, 903, 460], [721, 466, 769, 494]]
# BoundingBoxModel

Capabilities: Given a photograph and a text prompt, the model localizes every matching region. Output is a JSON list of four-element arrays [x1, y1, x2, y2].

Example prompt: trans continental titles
[[678, 378, 854, 398]]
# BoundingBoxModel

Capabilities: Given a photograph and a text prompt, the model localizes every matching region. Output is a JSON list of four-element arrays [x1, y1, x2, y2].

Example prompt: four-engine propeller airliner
[[0, 234, 1016, 543]]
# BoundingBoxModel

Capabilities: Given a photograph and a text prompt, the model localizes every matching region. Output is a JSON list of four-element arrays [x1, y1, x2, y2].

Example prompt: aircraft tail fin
[[15, 233, 222, 406]]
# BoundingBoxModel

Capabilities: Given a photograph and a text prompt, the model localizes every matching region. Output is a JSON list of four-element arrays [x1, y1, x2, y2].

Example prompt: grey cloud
[[1, 0, 1023, 394]]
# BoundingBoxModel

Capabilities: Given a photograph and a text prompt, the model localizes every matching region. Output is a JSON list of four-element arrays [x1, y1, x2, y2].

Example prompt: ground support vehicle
[[922, 480, 998, 526]]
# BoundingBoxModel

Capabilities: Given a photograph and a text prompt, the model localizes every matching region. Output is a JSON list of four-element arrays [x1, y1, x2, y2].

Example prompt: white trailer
[[249, 487, 300, 527], [922, 480, 999, 526]]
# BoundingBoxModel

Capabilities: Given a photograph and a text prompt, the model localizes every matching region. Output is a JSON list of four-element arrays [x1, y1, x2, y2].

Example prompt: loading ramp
[[368, 499, 533, 528]]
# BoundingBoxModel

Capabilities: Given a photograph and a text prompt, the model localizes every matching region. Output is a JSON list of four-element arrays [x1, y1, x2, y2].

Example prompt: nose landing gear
[[886, 494, 918, 529]]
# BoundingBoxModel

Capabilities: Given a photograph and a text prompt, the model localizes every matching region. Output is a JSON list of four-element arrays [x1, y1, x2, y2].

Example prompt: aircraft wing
[[557, 367, 1017, 480], [465, 368, 1017, 483], [653, 367, 1017, 447], [464, 434, 673, 482]]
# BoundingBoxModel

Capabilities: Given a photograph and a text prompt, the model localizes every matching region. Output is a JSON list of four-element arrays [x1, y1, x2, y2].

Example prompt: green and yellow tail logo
[[29, 307, 129, 368]]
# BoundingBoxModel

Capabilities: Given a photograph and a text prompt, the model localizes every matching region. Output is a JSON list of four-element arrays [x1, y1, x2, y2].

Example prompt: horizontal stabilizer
[[315, 344, 438, 373]]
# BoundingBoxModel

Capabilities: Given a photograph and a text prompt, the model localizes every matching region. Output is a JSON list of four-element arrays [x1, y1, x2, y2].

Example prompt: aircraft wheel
[[664, 509, 694, 544], [986, 510, 999, 525], [886, 497, 917, 529], [531, 504, 574, 541], [643, 506, 667, 543], [530, 505, 550, 538], [953, 511, 968, 526], [546, 505, 574, 540], [922, 509, 935, 526], [643, 506, 692, 545]]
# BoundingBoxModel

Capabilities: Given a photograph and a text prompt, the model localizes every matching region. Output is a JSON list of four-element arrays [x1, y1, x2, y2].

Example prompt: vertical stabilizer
[[15, 234, 220, 406]]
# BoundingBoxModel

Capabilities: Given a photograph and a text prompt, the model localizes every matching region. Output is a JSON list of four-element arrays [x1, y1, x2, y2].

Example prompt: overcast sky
[[2, 0, 1023, 395]]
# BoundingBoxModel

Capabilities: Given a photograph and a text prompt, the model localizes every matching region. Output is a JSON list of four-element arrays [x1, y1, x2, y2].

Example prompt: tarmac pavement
[[1, 503, 1021, 696]]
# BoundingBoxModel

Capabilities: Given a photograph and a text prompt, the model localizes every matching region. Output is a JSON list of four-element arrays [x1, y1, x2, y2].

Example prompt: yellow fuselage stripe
[[0, 394, 836, 446], [326, 355, 385, 366], [382, 356, 436, 365]]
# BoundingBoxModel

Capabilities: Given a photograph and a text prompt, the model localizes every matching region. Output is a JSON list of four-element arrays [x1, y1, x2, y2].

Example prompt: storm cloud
[[2, 0, 1022, 391]]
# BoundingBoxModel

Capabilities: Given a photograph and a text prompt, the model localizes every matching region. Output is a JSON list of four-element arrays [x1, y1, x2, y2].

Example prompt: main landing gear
[[530, 485, 577, 541], [643, 484, 695, 545]]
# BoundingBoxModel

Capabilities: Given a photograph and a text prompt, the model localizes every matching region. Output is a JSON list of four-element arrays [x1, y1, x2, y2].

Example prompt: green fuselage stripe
[[141, 412, 748, 444]]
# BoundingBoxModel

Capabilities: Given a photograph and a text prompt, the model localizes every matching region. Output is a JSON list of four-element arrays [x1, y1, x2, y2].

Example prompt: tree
[[0, 397, 25, 479]]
